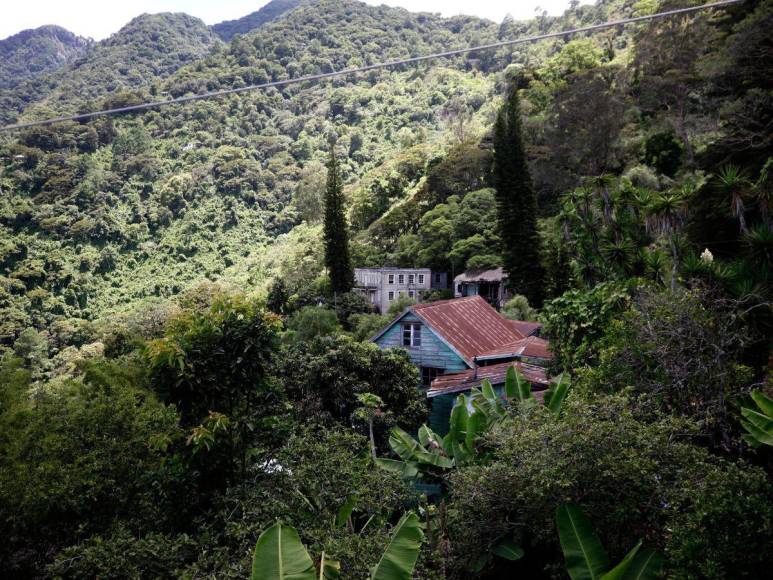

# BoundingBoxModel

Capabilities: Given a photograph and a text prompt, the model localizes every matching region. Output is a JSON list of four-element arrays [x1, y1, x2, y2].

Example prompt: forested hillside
[[0, 25, 90, 90], [0, 0, 771, 577], [212, 0, 306, 40]]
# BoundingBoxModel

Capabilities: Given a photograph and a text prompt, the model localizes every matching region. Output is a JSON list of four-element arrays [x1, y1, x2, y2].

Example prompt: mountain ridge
[[212, 0, 307, 41], [0, 25, 90, 90]]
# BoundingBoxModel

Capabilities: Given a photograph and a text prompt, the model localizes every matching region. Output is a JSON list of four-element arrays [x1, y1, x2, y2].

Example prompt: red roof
[[477, 335, 553, 361], [427, 360, 550, 398], [506, 320, 542, 337], [411, 296, 527, 364]]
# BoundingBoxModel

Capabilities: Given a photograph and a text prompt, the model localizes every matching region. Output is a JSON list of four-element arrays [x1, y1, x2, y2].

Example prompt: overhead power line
[[0, 0, 743, 133]]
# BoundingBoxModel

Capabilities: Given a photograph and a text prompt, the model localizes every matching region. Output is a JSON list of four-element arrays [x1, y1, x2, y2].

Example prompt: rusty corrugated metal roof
[[453, 267, 507, 283], [411, 296, 526, 364], [477, 336, 553, 361], [427, 360, 550, 398], [506, 320, 542, 337]]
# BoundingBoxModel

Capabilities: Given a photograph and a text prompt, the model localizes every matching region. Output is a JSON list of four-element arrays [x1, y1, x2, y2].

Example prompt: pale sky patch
[[1, 1, 590, 41]]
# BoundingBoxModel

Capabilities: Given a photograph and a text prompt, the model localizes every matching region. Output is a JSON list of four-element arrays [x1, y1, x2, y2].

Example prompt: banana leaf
[[751, 390, 773, 416], [251, 522, 316, 580], [335, 496, 357, 528], [493, 538, 524, 561], [506, 366, 533, 402], [388, 427, 429, 461], [619, 548, 663, 580], [556, 503, 611, 580], [465, 408, 487, 450], [545, 373, 570, 416], [599, 541, 640, 579], [371, 512, 424, 580], [319, 552, 340, 579], [418, 425, 447, 454], [374, 458, 419, 479], [388, 428, 454, 469], [445, 394, 468, 445]]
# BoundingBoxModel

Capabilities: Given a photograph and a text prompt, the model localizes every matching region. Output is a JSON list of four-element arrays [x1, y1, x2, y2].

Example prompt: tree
[[324, 142, 353, 294], [493, 84, 544, 306], [266, 278, 290, 315]]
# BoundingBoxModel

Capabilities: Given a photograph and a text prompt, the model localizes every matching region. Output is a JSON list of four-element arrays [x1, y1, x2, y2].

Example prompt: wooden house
[[370, 295, 552, 432], [453, 267, 510, 309], [354, 267, 448, 314]]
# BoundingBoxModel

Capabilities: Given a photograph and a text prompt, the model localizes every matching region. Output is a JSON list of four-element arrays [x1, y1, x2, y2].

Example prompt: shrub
[[180, 428, 420, 578], [285, 305, 342, 342], [643, 132, 683, 177], [331, 291, 373, 330], [0, 363, 181, 577], [539, 282, 631, 370], [579, 286, 753, 451], [278, 336, 427, 445], [502, 294, 537, 322], [349, 312, 390, 341], [445, 396, 773, 579], [146, 293, 281, 428]]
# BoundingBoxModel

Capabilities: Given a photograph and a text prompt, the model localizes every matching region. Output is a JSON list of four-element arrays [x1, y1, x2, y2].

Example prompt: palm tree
[[715, 165, 750, 233], [645, 185, 692, 291]]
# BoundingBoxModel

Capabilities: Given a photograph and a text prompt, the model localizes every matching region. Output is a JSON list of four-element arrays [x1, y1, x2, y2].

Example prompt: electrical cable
[[0, 0, 743, 132]]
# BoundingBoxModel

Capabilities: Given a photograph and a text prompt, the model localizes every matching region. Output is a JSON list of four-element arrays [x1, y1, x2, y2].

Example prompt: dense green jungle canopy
[[0, 0, 771, 577]]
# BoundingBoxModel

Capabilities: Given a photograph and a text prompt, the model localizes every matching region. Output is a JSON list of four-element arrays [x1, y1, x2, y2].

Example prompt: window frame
[[401, 322, 422, 347], [388, 290, 395, 301], [421, 366, 444, 387], [388, 274, 394, 284], [418, 274, 425, 284], [408, 274, 415, 285], [398, 273, 405, 285]]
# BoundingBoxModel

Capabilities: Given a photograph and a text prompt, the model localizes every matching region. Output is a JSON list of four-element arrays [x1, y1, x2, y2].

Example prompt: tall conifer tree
[[323, 142, 353, 294], [493, 84, 544, 306]]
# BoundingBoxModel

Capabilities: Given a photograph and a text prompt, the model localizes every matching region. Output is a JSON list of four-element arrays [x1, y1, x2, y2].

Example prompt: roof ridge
[[412, 295, 482, 309]]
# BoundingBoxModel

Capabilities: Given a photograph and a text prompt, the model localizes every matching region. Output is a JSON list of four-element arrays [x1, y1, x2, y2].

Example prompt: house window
[[398, 274, 405, 284], [388, 291, 395, 301], [408, 290, 415, 298], [388, 274, 394, 284], [435, 273, 441, 283], [418, 274, 425, 284], [421, 367, 444, 387], [402, 323, 421, 347], [408, 274, 415, 284]]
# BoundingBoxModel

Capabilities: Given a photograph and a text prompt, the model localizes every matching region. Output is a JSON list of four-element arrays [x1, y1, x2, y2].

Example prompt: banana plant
[[740, 390, 773, 447], [555, 503, 662, 580], [250, 512, 423, 580], [376, 370, 572, 482], [544, 373, 571, 416]]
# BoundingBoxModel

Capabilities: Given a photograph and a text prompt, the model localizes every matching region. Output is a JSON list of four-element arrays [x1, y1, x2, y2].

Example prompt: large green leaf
[[620, 548, 663, 580], [445, 394, 468, 445], [740, 390, 773, 447], [418, 425, 446, 454], [465, 408, 486, 450], [545, 373, 570, 416], [556, 503, 611, 580], [335, 496, 357, 528], [504, 365, 517, 400], [600, 541, 640, 580], [493, 538, 524, 561], [388, 428, 454, 469], [251, 522, 316, 580], [371, 512, 424, 580], [751, 390, 773, 416], [319, 552, 340, 579], [507, 366, 533, 402], [374, 458, 419, 479], [388, 427, 428, 462]]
